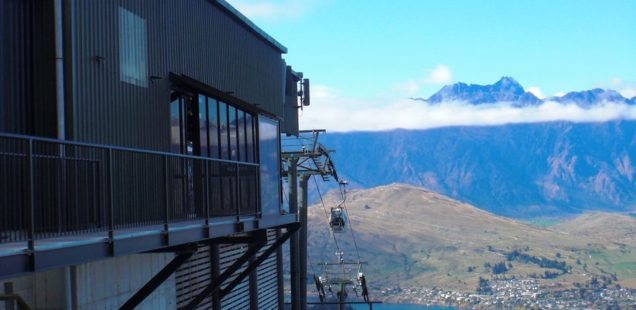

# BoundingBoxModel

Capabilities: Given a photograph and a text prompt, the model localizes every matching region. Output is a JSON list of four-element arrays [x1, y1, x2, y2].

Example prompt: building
[[0, 0, 306, 308]]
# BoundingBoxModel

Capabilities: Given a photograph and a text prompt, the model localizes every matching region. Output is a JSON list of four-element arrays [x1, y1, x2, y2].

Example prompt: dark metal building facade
[[0, 0, 303, 308], [0, 0, 58, 136]]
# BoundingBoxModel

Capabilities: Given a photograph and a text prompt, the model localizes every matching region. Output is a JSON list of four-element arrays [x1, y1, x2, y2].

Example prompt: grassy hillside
[[307, 183, 636, 293], [554, 212, 636, 246]]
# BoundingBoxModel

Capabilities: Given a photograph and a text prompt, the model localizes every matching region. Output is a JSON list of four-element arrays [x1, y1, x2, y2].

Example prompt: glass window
[[259, 115, 282, 215], [119, 7, 148, 87], [245, 114, 254, 163], [228, 106, 238, 161], [170, 97, 182, 154], [208, 98, 220, 158], [198, 95, 208, 157], [238, 110, 246, 162], [219, 102, 229, 160]]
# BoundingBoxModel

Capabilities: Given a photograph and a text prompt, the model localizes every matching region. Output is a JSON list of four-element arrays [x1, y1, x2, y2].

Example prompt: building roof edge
[[214, 0, 288, 54]]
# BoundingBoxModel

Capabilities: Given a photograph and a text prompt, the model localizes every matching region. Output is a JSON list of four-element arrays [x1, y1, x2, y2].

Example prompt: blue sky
[[228, 0, 636, 131]]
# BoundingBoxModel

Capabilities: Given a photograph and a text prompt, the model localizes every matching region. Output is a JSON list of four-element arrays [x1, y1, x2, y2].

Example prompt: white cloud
[[621, 87, 636, 98], [393, 80, 420, 96], [526, 86, 545, 99], [300, 84, 636, 132], [226, 0, 317, 21], [392, 64, 453, 97], [603, 77, 636, 98], [424, 64, 453, 85]]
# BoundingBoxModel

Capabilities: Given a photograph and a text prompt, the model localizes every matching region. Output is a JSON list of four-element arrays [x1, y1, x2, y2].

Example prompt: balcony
[[0, 133, 295, 279]]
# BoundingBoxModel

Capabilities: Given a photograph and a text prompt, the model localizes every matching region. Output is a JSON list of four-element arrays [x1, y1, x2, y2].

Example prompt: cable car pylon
[[282, 129, 338, 310], [282, 130, 380, 310]]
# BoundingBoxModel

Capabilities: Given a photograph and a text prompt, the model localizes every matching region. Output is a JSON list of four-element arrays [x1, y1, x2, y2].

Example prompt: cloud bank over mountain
[[301, 78, 636, 132]]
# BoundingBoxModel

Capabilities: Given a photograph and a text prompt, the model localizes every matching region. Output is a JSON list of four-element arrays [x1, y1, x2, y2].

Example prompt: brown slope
[[307, 183, 636, 292], [554, 212, 636, 246]]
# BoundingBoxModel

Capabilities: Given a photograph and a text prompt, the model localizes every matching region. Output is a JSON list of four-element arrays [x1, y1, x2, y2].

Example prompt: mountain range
[[312, 77, 636, 217], [319, 121, 636, 217], [416, 77, 636, 107]]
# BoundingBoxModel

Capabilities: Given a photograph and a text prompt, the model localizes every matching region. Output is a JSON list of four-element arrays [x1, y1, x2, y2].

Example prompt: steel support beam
[[287, 157, 301, 310], [210, 244, 222, 310], [218, 224, 299, 300], [299, 174, 310, 310], [182, 241, 266, 309], [120, 244, 198, 310], [183, 224, 300, 310], [208, 230, 267, 245], [249, 248, 259, 310], [276, 228, 285, 309]]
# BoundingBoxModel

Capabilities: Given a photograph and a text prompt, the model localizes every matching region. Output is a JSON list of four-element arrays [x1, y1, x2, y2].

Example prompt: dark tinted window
[[170, 97, 182, 154], [198, 95, 208, 157], [228, 106, 238, 161], [219, 102, 229, 160], [238, 110, 246, 162], [259, 116, 281, 215], [208, 99, 219, 158], [245, 113, 254, 163]]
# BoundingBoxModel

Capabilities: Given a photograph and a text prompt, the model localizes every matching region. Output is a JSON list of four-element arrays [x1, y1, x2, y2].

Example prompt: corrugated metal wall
[[0, 0, 33, 135], [219, 243, 252, 309], [0, 0, 56, 136], [256, 229, 280, 309], [283, 66, 300, 136], [174, 229, 284, 309], [176, 245, 214, 309], [69, 0, 285, 150]]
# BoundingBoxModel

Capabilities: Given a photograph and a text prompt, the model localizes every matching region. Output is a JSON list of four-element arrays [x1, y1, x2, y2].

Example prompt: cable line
[[313, 176, 342, 255], [339, 182, 362, 265]]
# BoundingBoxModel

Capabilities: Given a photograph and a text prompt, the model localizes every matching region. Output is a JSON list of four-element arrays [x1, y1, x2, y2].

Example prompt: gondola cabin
[[329, 206, 348, 232]]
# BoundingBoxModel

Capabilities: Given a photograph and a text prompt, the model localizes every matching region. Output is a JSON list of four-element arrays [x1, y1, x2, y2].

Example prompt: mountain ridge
[[416, 77, 634, 107], [319, 121, 636, 217]]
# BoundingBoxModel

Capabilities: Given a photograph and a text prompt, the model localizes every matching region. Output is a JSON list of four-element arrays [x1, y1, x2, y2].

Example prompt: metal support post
[[163, 155, 169, 240], [26, 139, 35, 269], [248, 246, 259, 310], [236, 163, 241, 219], [183, 242, 265, 309], [339, 283, 346, 310], [210, 245, 222, 310], [218, 224, 299, 300], [204, 161, 210, 226], [276, 228, 285, 309], [288, 156, 301, 310], [107, 148, 115, 254], [299, 174, 310, 310]]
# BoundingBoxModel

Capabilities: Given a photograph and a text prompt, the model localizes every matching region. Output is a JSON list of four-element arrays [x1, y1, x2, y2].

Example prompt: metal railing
[[0, 133, 260, 248]]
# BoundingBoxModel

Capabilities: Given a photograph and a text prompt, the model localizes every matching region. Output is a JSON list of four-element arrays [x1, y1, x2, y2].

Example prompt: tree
[[492, 262, 508, 274], [477, 277, 492, 294]]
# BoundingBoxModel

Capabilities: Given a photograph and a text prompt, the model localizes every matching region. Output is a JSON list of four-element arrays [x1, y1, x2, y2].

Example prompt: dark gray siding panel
[[256, 229, 280, 309], [70, 0, 285, 150], [32, 0, 58, 137], [1, 0, 34, 135], [219, 243, 251, 309], [283, 66, 300, 136], [176, 245, 214, 309], [0, 0, 56, 137]]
